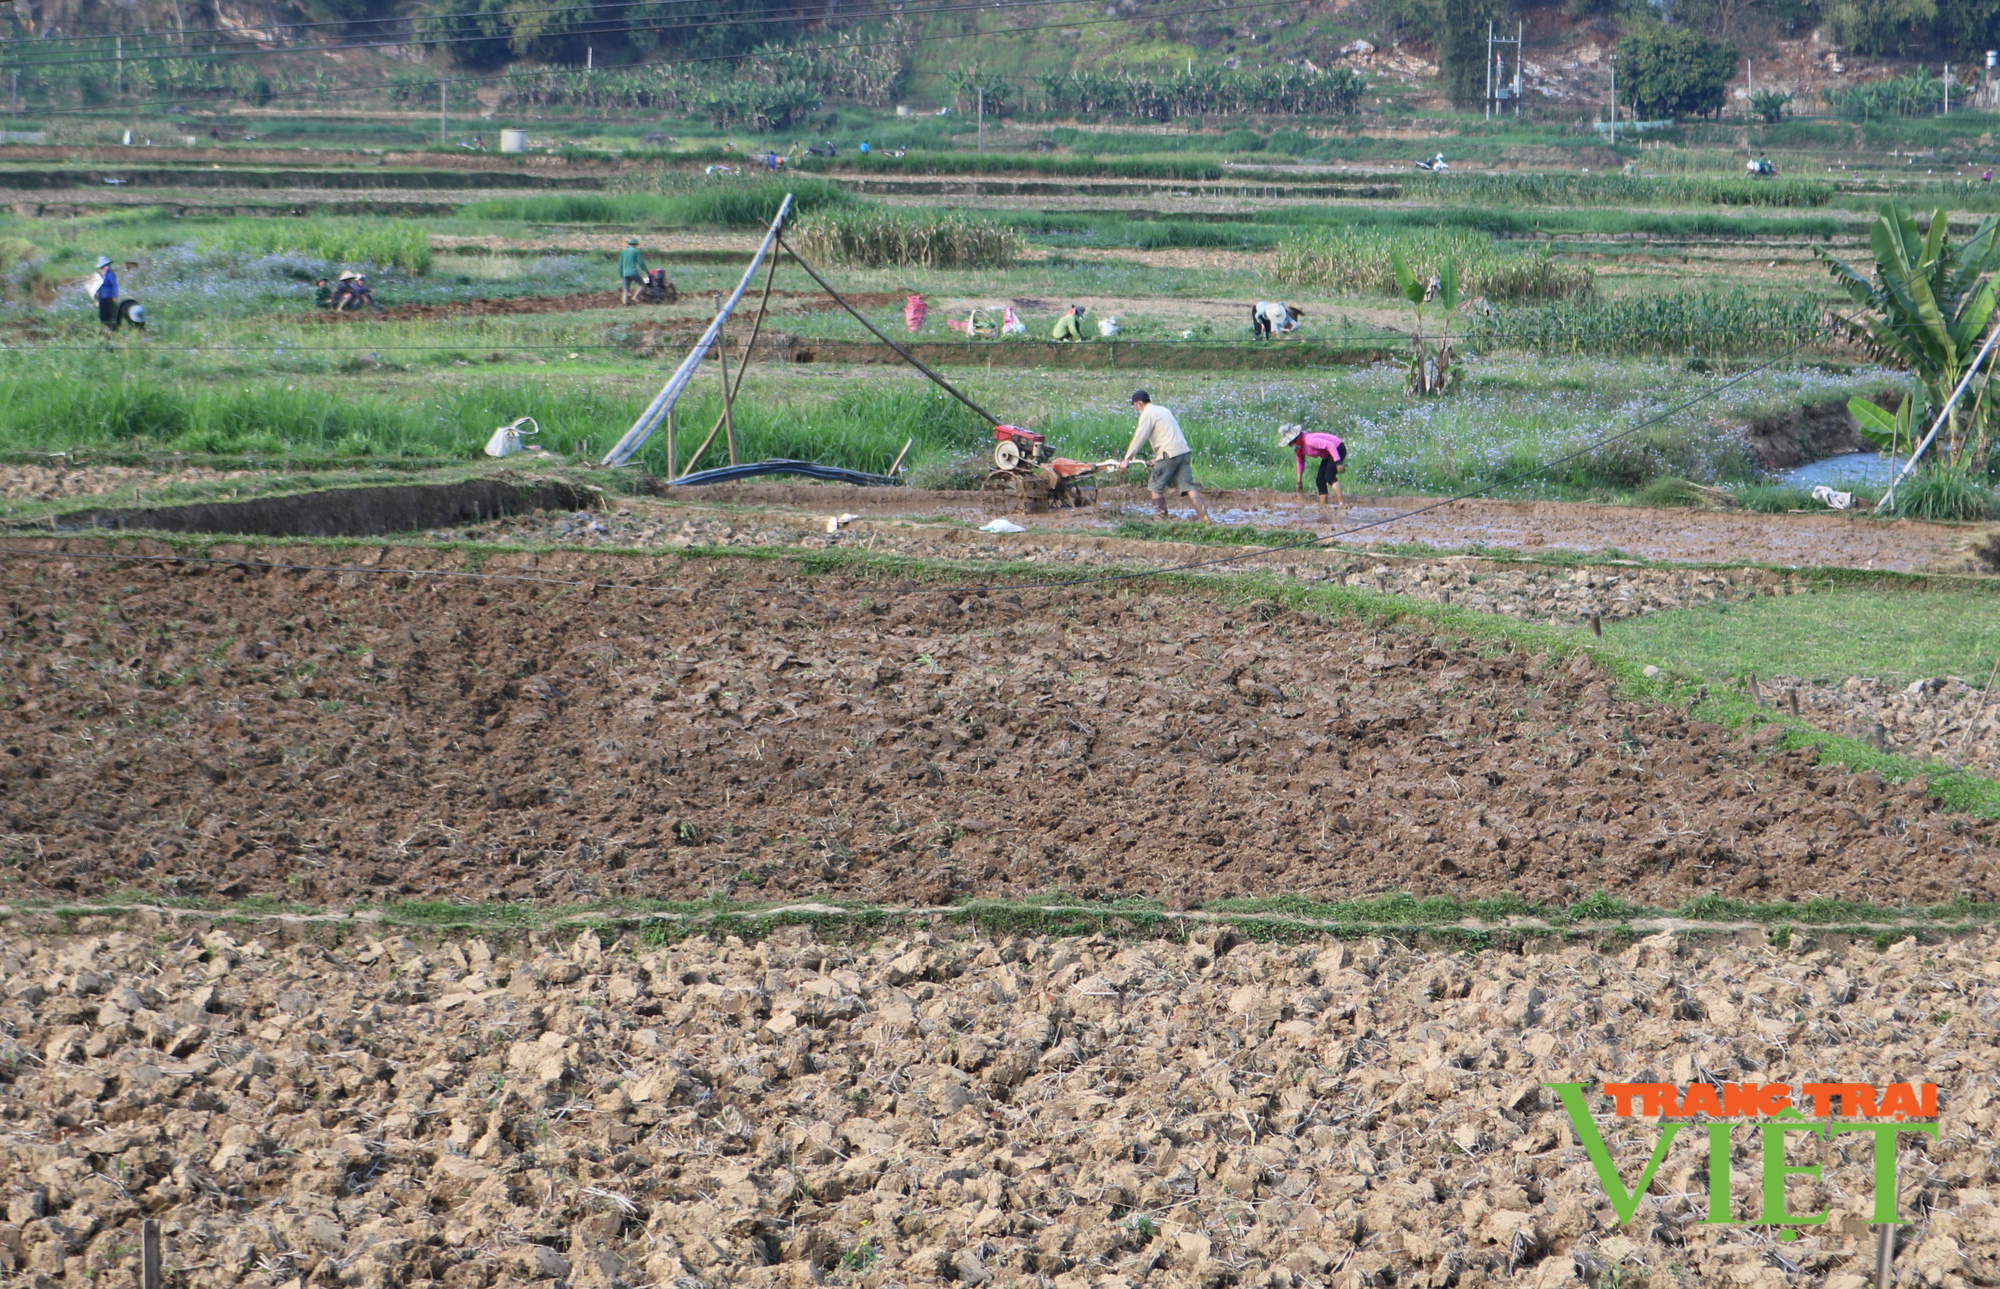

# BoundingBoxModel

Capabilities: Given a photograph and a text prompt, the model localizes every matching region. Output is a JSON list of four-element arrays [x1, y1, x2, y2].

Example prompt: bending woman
[[1281, 424, 1346, 510]]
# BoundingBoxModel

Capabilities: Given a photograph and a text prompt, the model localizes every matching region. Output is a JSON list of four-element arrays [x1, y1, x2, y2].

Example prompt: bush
[[1890, 465, 1995, 520], [205, 218, 433, 274], [1750, 89, 1793, 123], [1035, 65, 1364, 118], [1274, 229, 1593, 300], [1732, 483, 1819, 512], [791, 209, 1021, 269], [0, 237, 47, 303], [1633, 476, 1713, 507]]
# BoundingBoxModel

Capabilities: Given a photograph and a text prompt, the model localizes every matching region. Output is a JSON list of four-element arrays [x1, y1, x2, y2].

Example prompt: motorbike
[[1415, 153, 1449, 172]]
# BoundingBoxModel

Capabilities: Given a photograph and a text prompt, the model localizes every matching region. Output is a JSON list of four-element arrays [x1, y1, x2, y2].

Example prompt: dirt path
[[659, 483, 1997, 574], [4, 541, 1991, 910]]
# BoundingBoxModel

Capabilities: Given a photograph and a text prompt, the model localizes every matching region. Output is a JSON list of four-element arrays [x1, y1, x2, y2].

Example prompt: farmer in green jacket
[[619, 238, 648, 304]]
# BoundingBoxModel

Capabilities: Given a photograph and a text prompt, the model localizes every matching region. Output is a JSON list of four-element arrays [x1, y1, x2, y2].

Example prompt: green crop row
[[1470, 292, 1831, 357], [794, 151, 1226, 181], [789, 209, 1021, 269], [1274, 229, 1595, 300], [463, 177, 847, 228], [1395, 171, 1836, 209], [201, 218, 434, 274]]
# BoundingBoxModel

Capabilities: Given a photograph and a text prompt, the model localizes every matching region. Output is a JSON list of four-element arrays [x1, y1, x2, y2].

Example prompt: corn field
[[1035, 66, 1365, 119], [1274, 230, 1593, 301], [1468, 293, 1831, 357], [790, 210, 1021, 269]]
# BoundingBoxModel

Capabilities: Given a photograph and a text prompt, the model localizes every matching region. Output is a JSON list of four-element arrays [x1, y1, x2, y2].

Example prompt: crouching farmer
[[1121, 390, 1210, 523]]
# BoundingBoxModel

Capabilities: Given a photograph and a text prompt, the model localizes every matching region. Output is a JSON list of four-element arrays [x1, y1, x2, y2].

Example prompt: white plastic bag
[[1097, 316, 1121, 337], [1810, 484, 1853, 511], [980, 518, 1027, 533], [484, 416, 540, 458]]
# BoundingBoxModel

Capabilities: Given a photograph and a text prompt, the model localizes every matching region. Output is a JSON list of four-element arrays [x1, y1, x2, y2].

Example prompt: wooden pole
[[729, 243, 782, 404], [716, 332, 738, 466], [665, 406, 676, 479], [142, 1220, 162, 1289], [681, 241, 782, 477]]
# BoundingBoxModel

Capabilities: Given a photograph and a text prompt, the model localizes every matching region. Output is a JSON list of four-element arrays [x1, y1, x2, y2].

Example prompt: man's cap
[[96, 256, 112, 269], [627, 237, 639, 245], [1279, 424, 1303, 446], [1129, 389, 1150, 404]]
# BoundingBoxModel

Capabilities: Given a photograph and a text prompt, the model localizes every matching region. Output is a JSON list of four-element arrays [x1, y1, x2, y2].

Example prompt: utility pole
[[116, 35, 123, 98], [1609, 54, 1617, 145], [587, 47, 592, 71], [1944, 64, 1950, 115], [440, 81, 447, 145], [1485, 21, 1494, 122], [977, 87, 984, 151], [1514, 20, 1523, 117]]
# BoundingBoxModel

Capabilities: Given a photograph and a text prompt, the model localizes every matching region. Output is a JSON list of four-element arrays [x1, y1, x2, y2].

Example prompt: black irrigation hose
[[0, 333, 1817, 601], [667, 459, 901, 488]]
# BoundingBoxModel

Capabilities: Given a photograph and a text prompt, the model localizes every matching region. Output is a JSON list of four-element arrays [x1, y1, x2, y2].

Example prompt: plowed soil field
[[3, 541, 1993, 908], [0, 921, 1993, 1289]]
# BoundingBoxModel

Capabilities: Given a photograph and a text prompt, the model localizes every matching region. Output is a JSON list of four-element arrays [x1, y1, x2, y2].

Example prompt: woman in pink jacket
[[1281, 424, 1346, 510]]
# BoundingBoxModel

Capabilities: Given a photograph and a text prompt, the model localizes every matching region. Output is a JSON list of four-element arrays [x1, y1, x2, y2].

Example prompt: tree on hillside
[[1616, 27, 1737, 119], [1931, 0, 1995, 59], [1439, 0, 1510, 109], [417, 0, 822, 69], [1822, 0, 1937, 55]]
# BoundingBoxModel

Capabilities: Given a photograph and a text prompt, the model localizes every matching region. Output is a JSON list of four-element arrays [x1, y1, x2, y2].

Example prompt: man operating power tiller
[[1120, 390, 1211, 523]]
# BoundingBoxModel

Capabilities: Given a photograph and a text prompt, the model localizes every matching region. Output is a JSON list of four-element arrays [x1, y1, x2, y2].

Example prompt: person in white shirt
[[1120, 389, 1210, 522]]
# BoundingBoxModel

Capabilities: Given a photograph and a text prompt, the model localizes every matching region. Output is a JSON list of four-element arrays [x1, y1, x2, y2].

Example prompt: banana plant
[[1818, 204, 2000, 469], [1847, 390, 1925, 463], [1393, 251, 1459, 395]]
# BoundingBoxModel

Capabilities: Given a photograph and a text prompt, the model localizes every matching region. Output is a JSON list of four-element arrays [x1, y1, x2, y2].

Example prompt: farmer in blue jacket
[[93, 257, 120, 329]]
